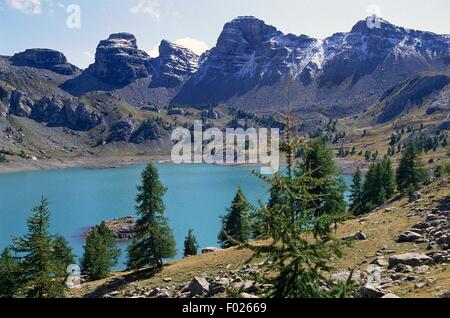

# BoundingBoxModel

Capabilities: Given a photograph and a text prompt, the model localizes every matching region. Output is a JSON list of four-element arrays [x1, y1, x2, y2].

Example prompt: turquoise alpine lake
[[0, 164, 352, 269]]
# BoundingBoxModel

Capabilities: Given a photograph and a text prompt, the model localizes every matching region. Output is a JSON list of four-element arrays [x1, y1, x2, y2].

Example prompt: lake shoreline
[[0, 155, 360, 175], [0, 155, 172, 175]]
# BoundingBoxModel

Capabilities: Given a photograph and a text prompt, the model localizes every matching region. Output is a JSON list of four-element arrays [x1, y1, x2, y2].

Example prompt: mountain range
[[0, 16, 449, 159]]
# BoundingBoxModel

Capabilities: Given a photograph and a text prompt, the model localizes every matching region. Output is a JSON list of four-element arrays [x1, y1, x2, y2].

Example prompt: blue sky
[[0, 0, 449, 69]]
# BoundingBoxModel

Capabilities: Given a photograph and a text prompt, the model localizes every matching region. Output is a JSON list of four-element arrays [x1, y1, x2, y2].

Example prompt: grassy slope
[[69, 177, 449, 299]]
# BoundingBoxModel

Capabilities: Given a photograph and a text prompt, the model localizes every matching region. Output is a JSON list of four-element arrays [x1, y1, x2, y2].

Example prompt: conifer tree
[[248, 113, 352, 298], [218, 187, 251, 248], [183, 229, 198, 257], [12, 197, 67, 298], [127, 163, 176, 269], [301, 137, 347, 218], [397, 144, 429, 193], [0, 248, 21, 298], [81, 222, 120, 281], [350, 166, 364, 215], [52, 235, 75, 276], [380, 158, 396, 198]]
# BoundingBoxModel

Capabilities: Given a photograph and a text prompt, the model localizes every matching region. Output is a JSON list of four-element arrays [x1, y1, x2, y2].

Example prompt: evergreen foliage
[[248, 116, 353, 298], [127, 163, 176, 269], [349, 166, 364, 215], [361, 158, 396, 212], [397, 144, 429, 193], [81, 222, 120, 281], [0, 248, 21, 298], [183, 229, 198, 257], [218, 187, 251, 248], [301, 137, 347, 218], [11, 197, 69, 298]]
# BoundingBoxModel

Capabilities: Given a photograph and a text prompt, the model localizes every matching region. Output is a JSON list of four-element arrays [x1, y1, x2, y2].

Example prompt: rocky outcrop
[[107, 119, 138, 142], [150, 40, 199, 88], [88, 33, 152, 85], [129, 118, 172, 144], [86, 216, 136, 241], [10, 49, 78, 75], [108, 263, 265, 299], [9, 90, 34, 117], [398, 200, 449, 250], [388, 253, 433, 268], [31, 96, 102, 131]]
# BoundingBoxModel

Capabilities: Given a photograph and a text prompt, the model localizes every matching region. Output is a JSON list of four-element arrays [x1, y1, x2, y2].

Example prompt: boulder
[[409, 192, 422, 202], [371, 257, 388, 267], [188, 277, 210, 296], [354, 231, 368, 240], [397, 231, 423, 243], [202, 247, 220, 254], [209, 278, 230, 296], [358, 285, 387, 298], [388, 253, 433, 268], [332, 271, 362, 284]]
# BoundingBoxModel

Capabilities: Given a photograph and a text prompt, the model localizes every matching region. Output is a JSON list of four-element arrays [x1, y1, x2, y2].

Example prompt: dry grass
[[69, 178, 449, 298]]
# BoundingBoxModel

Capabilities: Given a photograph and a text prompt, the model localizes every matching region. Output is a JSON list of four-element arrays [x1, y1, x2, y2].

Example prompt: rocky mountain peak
[[218, 16, 280, 50], [105, 32, 139, 48], [150, 40, 199, 88], [10, 48, 78, 75], [89, 32, 152, 85], [350, 17, 406, 36]]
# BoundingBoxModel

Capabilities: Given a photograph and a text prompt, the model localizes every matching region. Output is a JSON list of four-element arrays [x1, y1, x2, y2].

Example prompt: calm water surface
[[0, 164, 352, 269]]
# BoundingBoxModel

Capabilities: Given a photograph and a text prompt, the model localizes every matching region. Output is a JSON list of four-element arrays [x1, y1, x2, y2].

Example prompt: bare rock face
[[150, 40, 199, 88], [174, 15, 450, 116], [129, 118, 172, 144], [86, 216, 137, 241], [31, 96, 102, 131], [388, 253, 433, 268], [9, 90, 33, 117], [107, 118, 138, 142], [10, 49, 78, 75], [88, 33, 152, 85]]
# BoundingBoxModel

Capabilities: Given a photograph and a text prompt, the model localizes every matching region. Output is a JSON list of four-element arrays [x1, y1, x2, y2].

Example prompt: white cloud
[[129, 0, 160, 19], [5, 0, 45, 14], [148, 44, 160, 58], [174, 37, 209, 56], [82, 51, 93, 59], [148, 38, 209, 58]]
